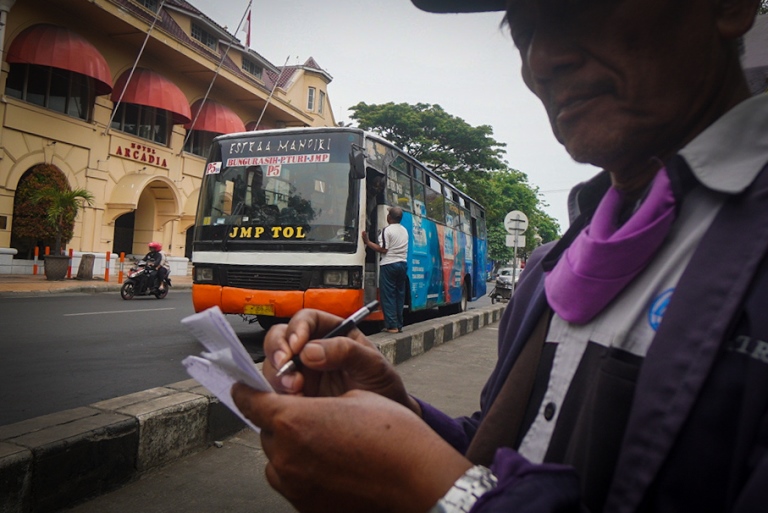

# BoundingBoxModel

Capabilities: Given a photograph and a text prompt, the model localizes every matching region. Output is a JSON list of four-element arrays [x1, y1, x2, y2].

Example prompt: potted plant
[[31, 186, 94, 280]]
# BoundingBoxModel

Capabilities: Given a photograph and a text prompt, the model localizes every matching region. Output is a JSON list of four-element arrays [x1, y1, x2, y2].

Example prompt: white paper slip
[[182, 355, 260, 432], [181, 306, 273, 432]]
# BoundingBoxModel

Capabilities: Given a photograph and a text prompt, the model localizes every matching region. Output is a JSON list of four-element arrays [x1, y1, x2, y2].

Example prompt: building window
[[318, 90, 326, 114], [191, 23, 217, 50], [110, 103, 171, 145], [307, 87, 316, 111], [184, 130, 218, 158], [5, 63, 95, 121], [138, 0, 158, 11], [242, 59, 262, 79]]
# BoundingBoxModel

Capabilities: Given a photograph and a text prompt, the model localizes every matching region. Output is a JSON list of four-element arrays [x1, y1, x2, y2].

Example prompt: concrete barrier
[[0, 304, 505, 513], [0, 248, 18, 275]]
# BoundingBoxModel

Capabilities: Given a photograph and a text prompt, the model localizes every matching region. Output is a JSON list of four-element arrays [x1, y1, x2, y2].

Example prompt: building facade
[[0, 0, 335, 271]]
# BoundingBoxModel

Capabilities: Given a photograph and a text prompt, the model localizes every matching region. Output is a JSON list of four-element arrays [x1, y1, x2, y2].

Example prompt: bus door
[[470, 205, 488, 297], [363, 170, 386, 305]]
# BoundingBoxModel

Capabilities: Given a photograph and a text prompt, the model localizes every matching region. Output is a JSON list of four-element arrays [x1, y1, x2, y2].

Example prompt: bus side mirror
[[349, 145, 366, 179]]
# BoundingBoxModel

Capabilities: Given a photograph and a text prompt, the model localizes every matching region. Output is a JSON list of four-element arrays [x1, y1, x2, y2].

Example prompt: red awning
[[186, 100, 246, 134], [112, 68, 191, 124], [6, 24, 113, 95]]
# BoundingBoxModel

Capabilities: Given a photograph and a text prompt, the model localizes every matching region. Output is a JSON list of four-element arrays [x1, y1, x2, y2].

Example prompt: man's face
[[507, 0, 730, 175]]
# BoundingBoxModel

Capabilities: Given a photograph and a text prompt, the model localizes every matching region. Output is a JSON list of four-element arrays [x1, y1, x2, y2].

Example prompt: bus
[[191, 126, 487, 329]]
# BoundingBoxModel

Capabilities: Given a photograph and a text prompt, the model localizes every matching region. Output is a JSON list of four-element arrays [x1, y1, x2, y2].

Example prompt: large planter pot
[[44, 254, 70, 281]]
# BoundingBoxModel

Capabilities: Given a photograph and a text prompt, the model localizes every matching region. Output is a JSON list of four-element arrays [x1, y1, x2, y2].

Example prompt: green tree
[[487, 224, 515, 269], [350, 102, 507, 184], [761, 1, 767, 14], [471, 169, 559, 261], [350, 102, 561, 259]]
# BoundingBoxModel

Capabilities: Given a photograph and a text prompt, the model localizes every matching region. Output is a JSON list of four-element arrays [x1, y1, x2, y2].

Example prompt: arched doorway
[[106, 175, 181, 258], [112, 212, 135, 256]]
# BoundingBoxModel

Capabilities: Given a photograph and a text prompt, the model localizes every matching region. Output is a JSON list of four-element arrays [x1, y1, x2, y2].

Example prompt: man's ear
[[715, 0, 760, 39]]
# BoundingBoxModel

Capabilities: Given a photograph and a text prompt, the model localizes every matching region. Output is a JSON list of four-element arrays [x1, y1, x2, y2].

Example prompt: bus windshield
[[195, 131, 361, 249]]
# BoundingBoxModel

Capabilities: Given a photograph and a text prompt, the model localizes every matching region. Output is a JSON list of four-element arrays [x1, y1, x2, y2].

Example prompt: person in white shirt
[[362, 206, 409, 333]]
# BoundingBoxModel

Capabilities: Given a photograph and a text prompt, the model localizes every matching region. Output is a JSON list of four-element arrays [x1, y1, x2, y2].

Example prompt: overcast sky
[[189, 0, 599, 231]]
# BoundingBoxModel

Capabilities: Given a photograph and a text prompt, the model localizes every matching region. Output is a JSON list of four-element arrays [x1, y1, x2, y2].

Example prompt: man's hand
[[232, 386, 471, 513], [263, 309, 420, 415]]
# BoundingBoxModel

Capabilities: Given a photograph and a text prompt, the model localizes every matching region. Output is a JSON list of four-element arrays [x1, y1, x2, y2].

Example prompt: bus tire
[[440, 281, 469, 315], [258, 316, 286, 331], [458, 281, 469, 312]]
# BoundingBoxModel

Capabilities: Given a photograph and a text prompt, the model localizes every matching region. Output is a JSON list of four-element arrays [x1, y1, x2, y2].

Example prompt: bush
[[12, 164, 93, 255]]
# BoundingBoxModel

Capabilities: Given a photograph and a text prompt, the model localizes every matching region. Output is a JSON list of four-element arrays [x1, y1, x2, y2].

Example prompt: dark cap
[[411, 0, 504, 13]]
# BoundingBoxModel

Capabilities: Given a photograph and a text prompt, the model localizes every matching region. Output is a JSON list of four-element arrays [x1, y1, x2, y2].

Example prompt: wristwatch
[[428, 465, 498, 513]]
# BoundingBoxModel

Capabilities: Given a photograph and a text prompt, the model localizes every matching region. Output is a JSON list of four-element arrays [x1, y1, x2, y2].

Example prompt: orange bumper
[[192, 284, 369, 319]]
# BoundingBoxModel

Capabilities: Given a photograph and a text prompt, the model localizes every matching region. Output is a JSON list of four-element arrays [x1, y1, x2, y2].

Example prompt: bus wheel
[[458, 282, 469, 312], [440, 282, 469, 315]]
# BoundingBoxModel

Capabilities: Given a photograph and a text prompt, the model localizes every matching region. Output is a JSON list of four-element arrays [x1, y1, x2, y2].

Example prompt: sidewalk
[[0, 271, 192, 297], [67, 311, 503, 513]]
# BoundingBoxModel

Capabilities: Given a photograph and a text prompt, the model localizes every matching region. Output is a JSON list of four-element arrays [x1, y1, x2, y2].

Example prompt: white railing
[[0, 248, 189, 278]]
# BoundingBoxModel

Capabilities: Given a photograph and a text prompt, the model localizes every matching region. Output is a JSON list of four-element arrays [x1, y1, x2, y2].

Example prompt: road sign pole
[[512, 238, 518, 293], [504, 210, 528, 294]]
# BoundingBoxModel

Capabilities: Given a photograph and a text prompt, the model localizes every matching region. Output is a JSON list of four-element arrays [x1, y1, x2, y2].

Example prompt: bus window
[[446, 197, 461, 230], [425, 175, 445, 222], [390, 155, 408, 174], [365, 139, 388, 171], [412, 181, 426, 217], [460, 206, 471, 234], [386, 167, 413, 211]]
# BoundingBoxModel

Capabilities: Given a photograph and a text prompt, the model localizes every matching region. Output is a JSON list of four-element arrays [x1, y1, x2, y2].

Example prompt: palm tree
[[31, 187, 95, 254]]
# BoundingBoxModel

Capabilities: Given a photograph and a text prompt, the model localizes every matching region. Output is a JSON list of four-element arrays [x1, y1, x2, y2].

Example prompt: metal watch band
[[428, 465, 498, 513]]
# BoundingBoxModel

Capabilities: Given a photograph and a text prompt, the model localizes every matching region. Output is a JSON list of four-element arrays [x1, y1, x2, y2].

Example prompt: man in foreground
[[233, 0, 768, 511]]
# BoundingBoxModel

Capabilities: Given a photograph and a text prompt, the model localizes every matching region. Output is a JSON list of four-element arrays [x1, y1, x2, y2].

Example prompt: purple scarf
[[545, 168, 676, 324]]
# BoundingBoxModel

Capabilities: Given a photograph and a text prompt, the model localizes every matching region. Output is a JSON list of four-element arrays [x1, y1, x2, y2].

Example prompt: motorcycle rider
[[142, 242, 170, 292]]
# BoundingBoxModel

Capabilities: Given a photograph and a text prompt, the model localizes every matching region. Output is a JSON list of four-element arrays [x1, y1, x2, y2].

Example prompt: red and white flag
[[245, 9, 251, 47]]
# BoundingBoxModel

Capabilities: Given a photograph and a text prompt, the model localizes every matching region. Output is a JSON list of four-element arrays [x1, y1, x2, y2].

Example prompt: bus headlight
[[196, 267, 214, 281], [323, 270, 348, 286]]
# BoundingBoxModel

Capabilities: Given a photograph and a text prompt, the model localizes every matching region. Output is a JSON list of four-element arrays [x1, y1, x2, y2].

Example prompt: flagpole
[[179, 0, 252, 153], [104, 0, 167, 135], [254, 55, 290, 130]]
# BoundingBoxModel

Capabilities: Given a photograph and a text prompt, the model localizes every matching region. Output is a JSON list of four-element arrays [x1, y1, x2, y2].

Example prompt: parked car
[[496, 267, 520, 286]]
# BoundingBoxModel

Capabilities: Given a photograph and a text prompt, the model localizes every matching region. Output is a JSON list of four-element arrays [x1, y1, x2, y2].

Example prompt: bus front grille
[[225, 266, 308, 291]]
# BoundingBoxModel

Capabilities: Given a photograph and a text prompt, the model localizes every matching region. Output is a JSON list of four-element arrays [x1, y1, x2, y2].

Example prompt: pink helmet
[[148, 241, 162, 251]]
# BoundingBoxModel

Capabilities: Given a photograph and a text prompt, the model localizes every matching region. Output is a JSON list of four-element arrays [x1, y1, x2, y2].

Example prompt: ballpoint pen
[[275, 300, 380, 378]]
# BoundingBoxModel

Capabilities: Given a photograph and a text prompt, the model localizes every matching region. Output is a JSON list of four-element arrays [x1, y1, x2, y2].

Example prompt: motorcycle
[[120, 261, 171, 300]]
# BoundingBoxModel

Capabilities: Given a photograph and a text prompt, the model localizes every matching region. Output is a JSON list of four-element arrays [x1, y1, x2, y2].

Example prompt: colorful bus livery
[[191, 127, 487, 328]]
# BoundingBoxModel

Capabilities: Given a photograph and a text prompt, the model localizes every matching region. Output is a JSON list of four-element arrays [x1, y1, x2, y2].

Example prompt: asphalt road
[[1, 288, 493, 427], [0, 290, 267, 426]]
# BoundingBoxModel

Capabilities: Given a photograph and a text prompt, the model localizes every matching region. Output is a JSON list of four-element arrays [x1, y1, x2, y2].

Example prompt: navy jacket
[[421, 163, 768, 512]]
